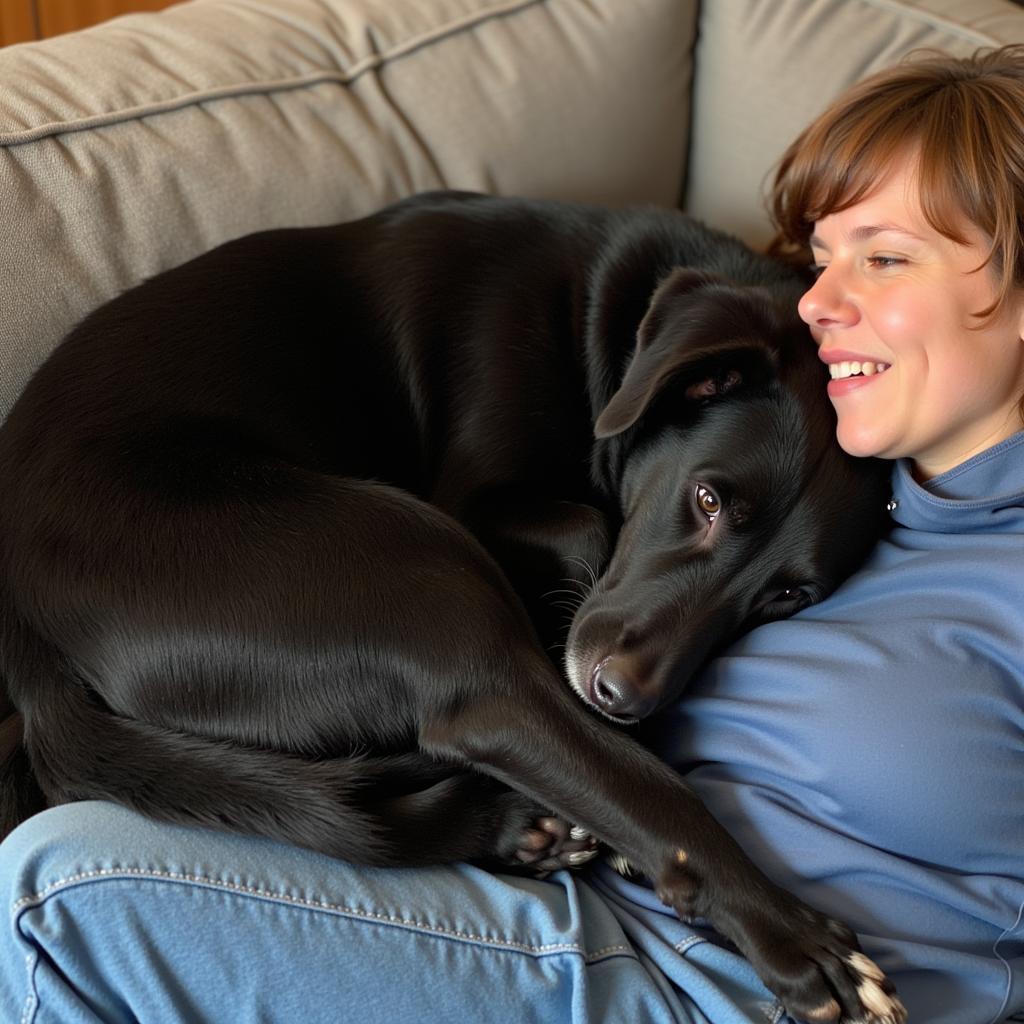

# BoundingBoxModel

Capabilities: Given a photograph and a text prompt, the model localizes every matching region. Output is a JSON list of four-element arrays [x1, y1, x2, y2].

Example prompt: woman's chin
[[835, 422, 893, 461]]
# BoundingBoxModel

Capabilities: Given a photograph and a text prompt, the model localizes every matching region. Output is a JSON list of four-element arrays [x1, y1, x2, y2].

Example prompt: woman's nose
[[797, 267, 858, 333]]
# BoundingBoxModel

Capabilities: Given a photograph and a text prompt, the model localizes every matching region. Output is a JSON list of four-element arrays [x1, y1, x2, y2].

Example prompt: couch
[[2, 0, 1024, 877]]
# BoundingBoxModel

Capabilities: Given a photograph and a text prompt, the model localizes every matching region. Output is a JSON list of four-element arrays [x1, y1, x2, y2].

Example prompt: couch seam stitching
[[857, 0, 1009, 47], [0, 0, 547, 148]]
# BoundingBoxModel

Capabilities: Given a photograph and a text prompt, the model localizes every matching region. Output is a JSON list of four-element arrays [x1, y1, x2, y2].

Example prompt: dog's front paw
[[740, 913, 907, 1024], [654, 861, 906, 1024]]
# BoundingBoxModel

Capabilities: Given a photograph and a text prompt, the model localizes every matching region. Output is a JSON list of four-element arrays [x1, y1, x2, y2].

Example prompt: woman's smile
[[820, 352, 892, 397]]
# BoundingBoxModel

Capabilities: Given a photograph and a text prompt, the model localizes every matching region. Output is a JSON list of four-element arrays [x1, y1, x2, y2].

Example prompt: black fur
[[0, 192, 900, 1023]]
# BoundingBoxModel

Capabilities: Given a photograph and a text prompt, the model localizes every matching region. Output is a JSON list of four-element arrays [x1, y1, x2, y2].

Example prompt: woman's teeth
[[829, 360, 890, 380]]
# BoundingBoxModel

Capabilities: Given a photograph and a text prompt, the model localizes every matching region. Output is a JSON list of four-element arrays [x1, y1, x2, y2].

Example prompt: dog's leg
[[419, 676, 904, 1024], [6, 610, 586, 869], [3, 473, 597, 869]]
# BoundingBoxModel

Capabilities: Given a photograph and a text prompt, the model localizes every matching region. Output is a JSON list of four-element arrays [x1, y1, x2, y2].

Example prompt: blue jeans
[[0, 802, 784, 1023]]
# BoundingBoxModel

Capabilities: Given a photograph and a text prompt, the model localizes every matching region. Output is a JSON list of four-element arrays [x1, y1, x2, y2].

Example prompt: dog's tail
[[0, 701, 47, 840], [17, 654, 428, 865]]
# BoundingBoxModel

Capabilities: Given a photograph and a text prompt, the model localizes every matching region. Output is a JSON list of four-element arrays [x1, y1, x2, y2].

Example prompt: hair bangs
[[769, 85, 930, 258], [769, 49, 1024, 325]]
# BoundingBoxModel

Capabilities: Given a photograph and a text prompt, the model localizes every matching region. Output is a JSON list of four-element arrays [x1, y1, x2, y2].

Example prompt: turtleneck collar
[[887, 431, 1024, 534]]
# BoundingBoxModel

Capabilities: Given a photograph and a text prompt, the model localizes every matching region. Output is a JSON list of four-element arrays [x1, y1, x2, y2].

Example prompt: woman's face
[[798, 154, 1024, 479]]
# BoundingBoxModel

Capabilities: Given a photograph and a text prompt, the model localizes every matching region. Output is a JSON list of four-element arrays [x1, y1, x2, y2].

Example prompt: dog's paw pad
[[512, 817, 598, 872]]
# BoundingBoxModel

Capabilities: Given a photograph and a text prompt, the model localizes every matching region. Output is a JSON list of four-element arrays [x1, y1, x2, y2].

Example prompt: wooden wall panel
[[0, 0, 38, 46], [36, 0, 177, 39]]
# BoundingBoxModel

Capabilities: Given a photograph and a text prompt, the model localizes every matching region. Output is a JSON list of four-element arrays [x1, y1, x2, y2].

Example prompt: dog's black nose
[[590, 656, 658, 720]]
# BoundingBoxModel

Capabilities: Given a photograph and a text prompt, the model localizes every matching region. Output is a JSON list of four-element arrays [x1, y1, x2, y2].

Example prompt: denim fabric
[[0, 802, 782, 1024]]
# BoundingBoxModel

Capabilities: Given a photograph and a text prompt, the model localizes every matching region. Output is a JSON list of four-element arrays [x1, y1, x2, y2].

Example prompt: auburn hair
[[768, 45, 1024, 324]]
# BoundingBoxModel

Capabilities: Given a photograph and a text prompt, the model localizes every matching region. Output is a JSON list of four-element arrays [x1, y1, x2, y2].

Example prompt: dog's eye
[[763, 586, 813, 615], [694, 484, 721, 522]]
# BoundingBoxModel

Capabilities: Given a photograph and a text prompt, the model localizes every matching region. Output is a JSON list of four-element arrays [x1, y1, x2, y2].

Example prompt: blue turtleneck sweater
[[607, 432, 1024, 1023]]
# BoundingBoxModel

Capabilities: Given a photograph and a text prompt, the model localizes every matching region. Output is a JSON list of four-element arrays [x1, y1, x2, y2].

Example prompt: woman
[[1, 46, 1021, 1024]]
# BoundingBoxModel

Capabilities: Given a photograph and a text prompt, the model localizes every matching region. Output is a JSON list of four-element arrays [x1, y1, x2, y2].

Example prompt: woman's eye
[[809, 263, 826, 279], [867, 255, 905, 269], [694, 484, 721, 522]]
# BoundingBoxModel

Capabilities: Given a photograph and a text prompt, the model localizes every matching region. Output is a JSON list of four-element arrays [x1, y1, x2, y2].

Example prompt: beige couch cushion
[[0, 0, 697, 424], [685, 0, 1024, 249]]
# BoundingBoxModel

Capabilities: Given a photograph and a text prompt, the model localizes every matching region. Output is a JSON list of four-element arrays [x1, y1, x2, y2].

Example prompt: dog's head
[[567, 268, 890, 722]]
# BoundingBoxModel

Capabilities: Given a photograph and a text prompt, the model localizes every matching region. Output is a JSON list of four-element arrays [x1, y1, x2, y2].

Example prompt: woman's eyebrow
[[809, 224, 927, 250]]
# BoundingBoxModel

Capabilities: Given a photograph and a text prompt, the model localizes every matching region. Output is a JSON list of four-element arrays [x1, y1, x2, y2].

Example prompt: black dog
[[0, 192, 901, 1023]]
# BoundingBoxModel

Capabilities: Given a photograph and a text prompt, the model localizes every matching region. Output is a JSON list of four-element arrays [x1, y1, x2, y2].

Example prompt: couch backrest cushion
[[0, 0, 697, 424], [685, 0, 1024, 248]]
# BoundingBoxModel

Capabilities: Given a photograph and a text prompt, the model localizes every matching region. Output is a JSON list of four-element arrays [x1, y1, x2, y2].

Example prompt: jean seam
[[19, 950, 37, 1024], [671, 935, 702, 958], [12, 866, 636, 963]]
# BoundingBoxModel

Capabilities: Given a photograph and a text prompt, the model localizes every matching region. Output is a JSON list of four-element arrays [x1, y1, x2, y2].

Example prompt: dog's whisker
[[563, 555, 598, 590], [556, 581, 590, 599]]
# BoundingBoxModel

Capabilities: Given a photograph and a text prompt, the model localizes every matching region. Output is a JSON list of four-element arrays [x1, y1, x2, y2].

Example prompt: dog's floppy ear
[[593, 268, 780, 439]]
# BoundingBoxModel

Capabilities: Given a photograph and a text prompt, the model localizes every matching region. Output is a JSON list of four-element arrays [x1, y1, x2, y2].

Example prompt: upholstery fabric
[[0, 0, 696, 424], [685, 0, 1024, 247]]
